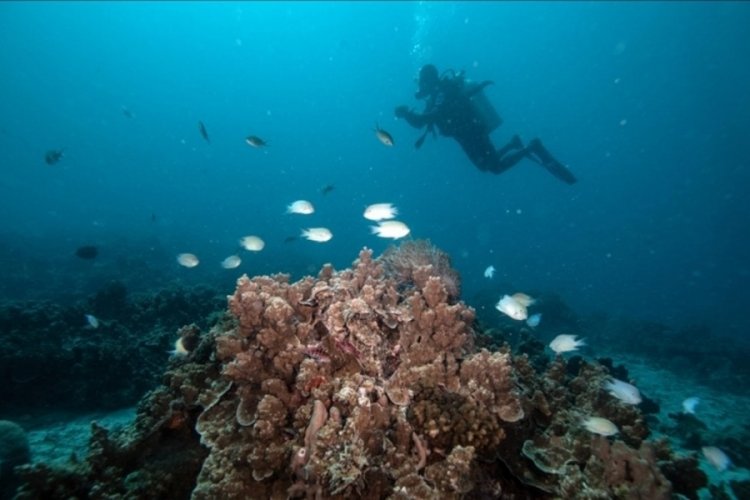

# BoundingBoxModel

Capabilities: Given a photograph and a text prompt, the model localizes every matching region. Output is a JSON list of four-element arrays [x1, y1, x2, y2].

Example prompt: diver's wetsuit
[[397, 71, 577, 184]]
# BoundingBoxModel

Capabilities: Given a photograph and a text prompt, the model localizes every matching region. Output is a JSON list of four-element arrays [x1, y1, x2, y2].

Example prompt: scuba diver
[[395, 64, 577, 184]]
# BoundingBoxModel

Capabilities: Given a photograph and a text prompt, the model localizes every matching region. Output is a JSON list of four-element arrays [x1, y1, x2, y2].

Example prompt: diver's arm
[[395, 106, 430, 129]]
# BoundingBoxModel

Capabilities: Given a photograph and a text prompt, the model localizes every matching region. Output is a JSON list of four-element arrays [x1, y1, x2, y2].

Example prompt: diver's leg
[[491, 149, 529, 174], [496, 134, 523, 158], [526, 138, 577, 184], [456, 135, 495, 172]]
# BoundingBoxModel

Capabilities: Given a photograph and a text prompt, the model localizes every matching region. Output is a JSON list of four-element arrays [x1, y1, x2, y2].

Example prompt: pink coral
[[191, 247, 523, 497]]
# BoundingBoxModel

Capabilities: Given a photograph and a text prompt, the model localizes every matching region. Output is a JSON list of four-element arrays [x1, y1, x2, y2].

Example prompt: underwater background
[[1, 2, 749, 499]]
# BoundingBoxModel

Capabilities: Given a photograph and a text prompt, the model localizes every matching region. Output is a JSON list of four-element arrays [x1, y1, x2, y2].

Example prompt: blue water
[[1, 1, 748, 337]]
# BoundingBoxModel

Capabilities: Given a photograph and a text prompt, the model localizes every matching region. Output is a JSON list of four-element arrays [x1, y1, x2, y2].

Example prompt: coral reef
[[0, 420, 30, 500], [0, 283, 224, 414], [379, 239, 461, 301], [13, 243, 706, 499], [582, 317, 750, 396]]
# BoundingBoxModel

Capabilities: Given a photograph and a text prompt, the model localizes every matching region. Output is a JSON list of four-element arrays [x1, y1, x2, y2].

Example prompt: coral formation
[[0, 284, 223, 413], [380, 239, 461, 301], [0, 420, 30, 500], [13, 242, 707, 499]]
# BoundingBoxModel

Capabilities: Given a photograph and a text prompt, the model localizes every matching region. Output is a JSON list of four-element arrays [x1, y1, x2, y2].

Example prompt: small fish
[[582, 416, 619, 437], [604, 379, 642, 405], [302, 227, 333, 243], [239, 235, 265, 251], [364, 203, 398, 221], [75, 245, 99, 260], [320, 184, 335, 195], [283, 235, 298, 243], [512, 292, 536, 307], [484, 265, 495, 279], [702, 446, 731, 471], [495, 294, 527, 321], [371, 220, 410, 239], [176, 253, 200, 268], [526, 313, 542, 328], [45, 149, 65, 165], [121, 106, 134, 118], [682, 397, 700, 415], [221, 255, 242, 269], [151, 213, 157, 223], [169, 337, 189, 357], [198, 121, 210, 143], [287, 200, 315, 215], [245, 135, 267, 148], [84, 314, 99, 329], [549, 334, 585, 354], [375, 123, 394, 146]]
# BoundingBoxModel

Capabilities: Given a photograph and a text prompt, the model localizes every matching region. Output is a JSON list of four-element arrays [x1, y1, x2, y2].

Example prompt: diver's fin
[[541, 157, 577, 184], [527, 139, 577, 185], [415, 129, 429, 149], [466, 80, 494, 98], [415, 124, 436, 150]]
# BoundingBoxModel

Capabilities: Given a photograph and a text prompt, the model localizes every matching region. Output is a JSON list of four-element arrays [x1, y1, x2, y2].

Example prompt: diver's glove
[[394, 105, 410, 119]]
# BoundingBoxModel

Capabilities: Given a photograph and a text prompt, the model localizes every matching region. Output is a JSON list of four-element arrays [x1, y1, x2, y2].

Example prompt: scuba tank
[[465, 78, 502, 134], [440, 69, 502, 134]]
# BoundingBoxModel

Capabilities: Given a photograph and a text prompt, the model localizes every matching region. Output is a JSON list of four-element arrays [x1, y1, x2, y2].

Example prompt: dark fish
[[320, 184, 335, 195], [121, 106, 134, 118], [374, 123, 394, 146], [151, 213, 157, 223], [245, 135, 267, 148], [75, 245, 99, 260], [198, 121, 210, 143], [283, 236, 298, 243], [45, 149, 65, 165]]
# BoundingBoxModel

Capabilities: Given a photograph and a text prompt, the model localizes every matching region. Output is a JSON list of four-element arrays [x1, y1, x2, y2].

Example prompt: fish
[[121, 106, 134, 118], [245, 135, 267, 148], [604, 379, 642, 405], [301, 227, 333, 243], [375, 123, 394, 146], [198, 121, 210, 143], [75, 245, 99, 260], [239, 235, 265, 251], [320, 184, 335, 195], [84, 314, 99, 329], [364, 203, 398, 221], [221, 255, 242, 269], [176, 253, 200, 268], [582, 416, 618, 437], [287, 200, 315, 215], [549, 334, 585, 354], [682, 397, 700, 414], [512, 292, 536, 307], [45, 149, 65, 165], [370, 220, 410, 239], [702, 446, 731, 471], [495, 294, 527, 321], [284, 236, 298, 243], [526, 313, 542, 328], [169, 337, 189, 357], [484, 265, 495, 279]]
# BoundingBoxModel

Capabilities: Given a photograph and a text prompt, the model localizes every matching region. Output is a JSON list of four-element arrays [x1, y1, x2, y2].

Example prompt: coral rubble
[[14, 242, 705, 499]]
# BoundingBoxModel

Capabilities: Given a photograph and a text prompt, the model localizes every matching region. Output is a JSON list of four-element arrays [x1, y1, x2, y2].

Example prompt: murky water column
[[410, 1, 432, 66]]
